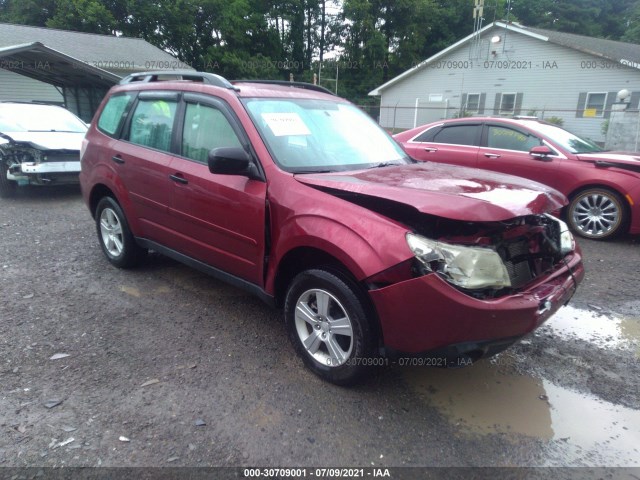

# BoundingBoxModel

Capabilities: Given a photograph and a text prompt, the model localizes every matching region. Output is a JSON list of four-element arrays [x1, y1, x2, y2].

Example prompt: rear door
[[167, 93, 267, 285], [477, 123, 568, 191], [402, 122, 482, 168], [112, 91, 180, 241]]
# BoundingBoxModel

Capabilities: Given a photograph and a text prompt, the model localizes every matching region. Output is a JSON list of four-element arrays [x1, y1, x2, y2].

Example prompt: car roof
[[427, 116, 550, 128], [112, 71, 344, 102]]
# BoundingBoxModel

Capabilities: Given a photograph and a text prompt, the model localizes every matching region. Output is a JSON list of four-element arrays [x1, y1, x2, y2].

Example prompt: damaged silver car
[[0, 102, 87, 197]]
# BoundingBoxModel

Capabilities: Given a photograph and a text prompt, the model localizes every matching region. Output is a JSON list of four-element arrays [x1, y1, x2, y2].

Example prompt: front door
[[168, 95, 267, 285]]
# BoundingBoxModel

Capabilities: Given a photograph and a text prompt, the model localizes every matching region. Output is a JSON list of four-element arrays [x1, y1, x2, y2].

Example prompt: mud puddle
[[404, 360, 640, 466], [539, 305, 640, 351]]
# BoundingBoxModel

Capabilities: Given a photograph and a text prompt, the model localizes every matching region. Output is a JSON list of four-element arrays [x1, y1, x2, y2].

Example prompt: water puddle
[[119, 285, 141, 297], [404, 361, 640, 466], [540, 305, 640, 350], [118, 285, 171, 297]]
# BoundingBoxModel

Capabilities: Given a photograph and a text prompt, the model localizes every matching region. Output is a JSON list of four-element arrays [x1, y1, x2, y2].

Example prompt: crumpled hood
[[0, 131, 85, 151], [295, 162, 566, 222], [577, 152, 640, 171]]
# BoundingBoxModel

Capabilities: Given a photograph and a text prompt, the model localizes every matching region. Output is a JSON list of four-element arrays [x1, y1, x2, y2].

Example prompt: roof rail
[[119, 70, 236, 89], [512, 115, 539, 120], [232, 79, 335, 96]]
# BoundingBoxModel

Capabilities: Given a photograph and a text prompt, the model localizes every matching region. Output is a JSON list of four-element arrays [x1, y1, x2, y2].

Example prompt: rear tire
[[0, 160, 17, 198], [284, 268, 376, 385], [95, 196, 146, 268]]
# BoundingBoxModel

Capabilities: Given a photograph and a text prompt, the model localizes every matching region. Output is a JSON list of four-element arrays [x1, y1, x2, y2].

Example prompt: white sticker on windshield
[[262, 113, 311, 137]]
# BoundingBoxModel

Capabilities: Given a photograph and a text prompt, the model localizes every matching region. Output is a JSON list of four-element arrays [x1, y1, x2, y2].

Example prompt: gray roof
[[0, 42, 121, 87], [523, 25, 640, 66], [0, 22, 188, 72]]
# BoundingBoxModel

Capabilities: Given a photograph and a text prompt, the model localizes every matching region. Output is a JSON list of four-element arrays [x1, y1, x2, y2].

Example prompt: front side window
[[487, 126, 541, 152], [98, 93, 135, 136], [129, 98, 178, 152], [182, 103, 242, 163], [432, 125, 479, 146], [243, 99, 409, 172], [500, 93, 517, 114], [585, 92, 607, 117]]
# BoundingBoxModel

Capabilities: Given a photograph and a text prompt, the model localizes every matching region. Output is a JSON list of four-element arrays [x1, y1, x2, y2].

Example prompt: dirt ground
[[1, 185, 639, 473]]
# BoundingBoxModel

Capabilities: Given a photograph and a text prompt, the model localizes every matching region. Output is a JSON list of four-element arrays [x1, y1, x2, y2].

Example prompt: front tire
[[95, 196, 146, 268], [0, 160, 17, 198], [284, 269, 376, 385], [567, 188, 627, 240]]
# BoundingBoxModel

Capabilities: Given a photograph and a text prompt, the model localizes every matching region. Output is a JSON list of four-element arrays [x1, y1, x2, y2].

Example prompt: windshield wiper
[[28, 129, 82, 133], [367, 161, 403, 169]]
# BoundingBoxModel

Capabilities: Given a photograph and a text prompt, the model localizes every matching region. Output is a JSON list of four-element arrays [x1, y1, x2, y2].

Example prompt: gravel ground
[[0, 185, 639, 472]]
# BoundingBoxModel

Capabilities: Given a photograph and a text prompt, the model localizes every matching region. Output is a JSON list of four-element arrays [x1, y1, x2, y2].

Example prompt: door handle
[[423, 147, 438, 152], [484, 153, 501, 158], [111, 155, 125, 164], [169, 174, 188, 185]]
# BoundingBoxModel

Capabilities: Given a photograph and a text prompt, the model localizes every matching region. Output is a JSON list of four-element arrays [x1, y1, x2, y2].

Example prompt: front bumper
[[369, 251, 584, 355], [8, 161, 81, 185]]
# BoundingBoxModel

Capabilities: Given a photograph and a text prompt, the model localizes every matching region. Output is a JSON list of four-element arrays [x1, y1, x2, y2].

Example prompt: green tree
[[0, 0, 57, 26], [46, 0, 116, 34]]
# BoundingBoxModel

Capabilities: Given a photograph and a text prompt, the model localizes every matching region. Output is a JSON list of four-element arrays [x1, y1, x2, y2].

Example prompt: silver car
[[0, 102, 87, 197]]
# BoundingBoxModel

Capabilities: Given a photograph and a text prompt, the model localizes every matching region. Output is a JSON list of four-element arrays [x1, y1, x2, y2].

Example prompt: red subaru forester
[[80, 72, 584, 385]]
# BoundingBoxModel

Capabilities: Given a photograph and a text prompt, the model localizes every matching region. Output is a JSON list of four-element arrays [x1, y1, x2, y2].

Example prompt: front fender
[[265, 213, 411, 294]]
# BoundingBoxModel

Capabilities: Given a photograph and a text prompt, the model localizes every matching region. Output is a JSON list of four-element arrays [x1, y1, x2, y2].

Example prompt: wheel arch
[[566, 183, 632, 216], [88, 183, 116, 217], [87, 179, 142, 235], [272, 246, 383, 346], [565, 183, 631, 237]]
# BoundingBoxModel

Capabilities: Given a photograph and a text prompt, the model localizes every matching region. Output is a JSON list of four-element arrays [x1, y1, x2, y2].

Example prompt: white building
[[369, 22, 640, 143]]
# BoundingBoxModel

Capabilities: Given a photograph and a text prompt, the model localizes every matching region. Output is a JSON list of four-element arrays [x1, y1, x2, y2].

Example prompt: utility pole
[[319, 0, 326, 85]]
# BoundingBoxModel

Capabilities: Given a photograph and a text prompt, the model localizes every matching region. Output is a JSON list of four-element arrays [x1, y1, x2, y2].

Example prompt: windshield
[[0, 104, 87, 133], [532, 122, 603, 154], [243, 98, 410, 172]]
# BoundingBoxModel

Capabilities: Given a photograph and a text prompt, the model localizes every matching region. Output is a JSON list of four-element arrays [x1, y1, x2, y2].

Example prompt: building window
[[466, 93, 481, 113], [500, 93, 517, 114], [585, 92, 607, 117]]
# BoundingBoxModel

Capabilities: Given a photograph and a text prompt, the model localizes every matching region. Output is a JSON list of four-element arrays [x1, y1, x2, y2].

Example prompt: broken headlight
[[546, 214, 575, 256], [406, 233, 511, 290]]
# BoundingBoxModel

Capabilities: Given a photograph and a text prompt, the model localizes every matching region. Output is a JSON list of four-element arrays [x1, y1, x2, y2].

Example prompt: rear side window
[[129, 98, 178, 152], [97, 93, 135, 136], [182, 103, 241, 163], [432, 125, 479, 146]]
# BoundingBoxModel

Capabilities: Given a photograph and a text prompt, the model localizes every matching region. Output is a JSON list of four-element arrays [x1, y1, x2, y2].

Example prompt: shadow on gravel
[[3, 184, 82, 202]]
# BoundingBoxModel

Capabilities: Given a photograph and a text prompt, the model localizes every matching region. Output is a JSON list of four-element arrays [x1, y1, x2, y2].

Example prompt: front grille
[[502, 239, 534, 288]]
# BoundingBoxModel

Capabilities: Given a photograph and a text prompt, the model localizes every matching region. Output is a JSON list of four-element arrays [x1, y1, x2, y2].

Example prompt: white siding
[[377, 28, 640, 142], [0, 68, 63, 103]]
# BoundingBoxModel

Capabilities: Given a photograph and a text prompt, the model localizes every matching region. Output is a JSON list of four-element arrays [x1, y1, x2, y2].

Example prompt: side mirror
[[530, 145, 554, 160], [208, 147, 259, 179]]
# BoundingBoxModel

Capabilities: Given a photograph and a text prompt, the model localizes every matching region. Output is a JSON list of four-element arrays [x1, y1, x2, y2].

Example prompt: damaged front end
[[404, 214, 575, 299], [0, 135, 81, 190], [364, 208, 583, 359]]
